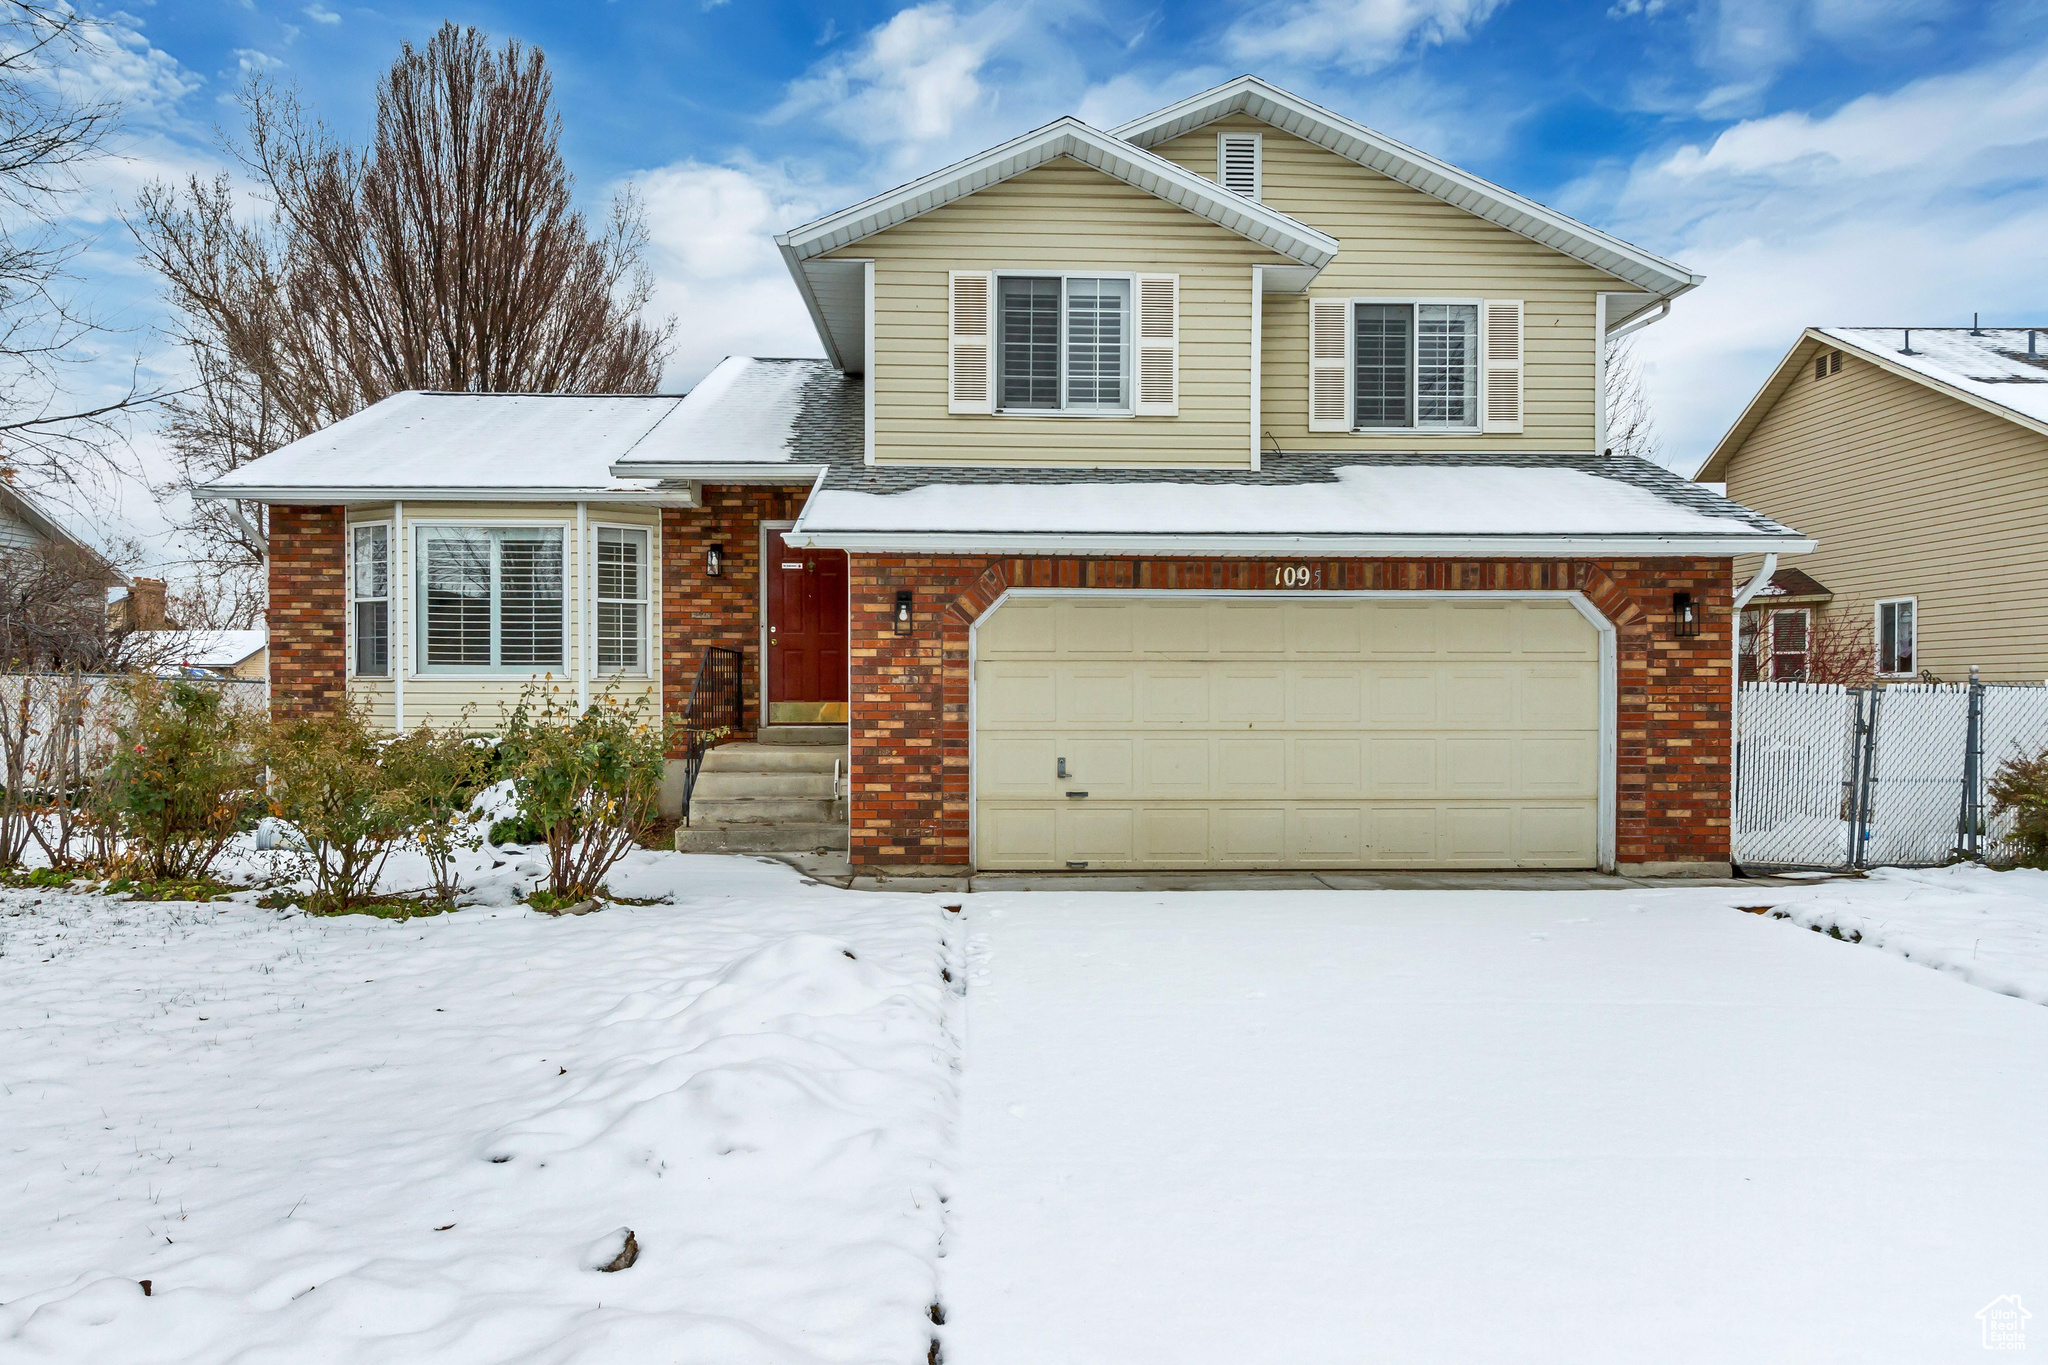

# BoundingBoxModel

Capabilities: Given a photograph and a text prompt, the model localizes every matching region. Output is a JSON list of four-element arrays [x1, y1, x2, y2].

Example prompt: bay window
[[417, 526, 564, 672], [1354, 301, 1479, 430], [351, 524, 389, 678], [595, 526, 648, 673], [997, 274, 1130, 413]]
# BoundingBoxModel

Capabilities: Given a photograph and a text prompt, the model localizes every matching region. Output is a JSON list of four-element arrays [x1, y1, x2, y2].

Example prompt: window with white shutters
[[1217, 132, 1261, 199], [418, 526, 564, 672], [1344, 301, 1480, 430], [351, 523, 389, 678], [596, 526, 648, 673], [992, 274, 1135, 414]]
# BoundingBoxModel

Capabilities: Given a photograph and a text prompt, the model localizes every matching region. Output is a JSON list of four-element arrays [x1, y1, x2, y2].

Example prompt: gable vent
[[1217, 132, 1261, 200]]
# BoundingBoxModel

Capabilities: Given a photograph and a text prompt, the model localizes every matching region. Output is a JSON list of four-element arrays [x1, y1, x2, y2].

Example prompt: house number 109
[[1273, 564, 1320, 588]]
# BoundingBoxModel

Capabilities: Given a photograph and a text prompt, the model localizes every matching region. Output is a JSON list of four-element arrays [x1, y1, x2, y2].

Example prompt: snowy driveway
[[941, 887, 2048, 1363]]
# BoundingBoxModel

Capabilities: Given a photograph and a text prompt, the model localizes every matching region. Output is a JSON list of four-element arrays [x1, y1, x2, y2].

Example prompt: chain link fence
[[1734, 677, 2048, 872]]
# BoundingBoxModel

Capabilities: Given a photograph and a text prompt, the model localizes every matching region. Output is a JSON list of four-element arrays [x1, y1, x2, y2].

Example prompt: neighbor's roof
[[0, 480, 104, 557], [782, 450, 1811, 557], [140, 629, 267, 668], [1751, 566, 1832, 601], [1112, 76, 1701, 303], [1699, 327, 2048, 480], [775, 114, 1340, 371]]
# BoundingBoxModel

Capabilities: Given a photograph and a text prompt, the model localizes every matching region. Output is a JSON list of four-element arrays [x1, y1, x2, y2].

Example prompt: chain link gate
[[1734, 677, 2048, 873]]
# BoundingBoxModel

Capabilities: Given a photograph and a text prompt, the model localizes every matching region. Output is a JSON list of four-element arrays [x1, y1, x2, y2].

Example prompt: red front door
[[766, 531, 848, 722]]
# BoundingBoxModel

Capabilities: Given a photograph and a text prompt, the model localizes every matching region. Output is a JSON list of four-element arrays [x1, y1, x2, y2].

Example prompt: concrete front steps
[[674, 725, 848, 854]]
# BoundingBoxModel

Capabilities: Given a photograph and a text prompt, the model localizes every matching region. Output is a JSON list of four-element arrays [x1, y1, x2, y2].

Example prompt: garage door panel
[[980, 736, 1058, 795], [1295, 669, 1363, 725], [975, 597, 1601, 870], [1140, 668, 1210, 724], [1217, 739, 1287, 794], [1062, 667, 1135, 724]]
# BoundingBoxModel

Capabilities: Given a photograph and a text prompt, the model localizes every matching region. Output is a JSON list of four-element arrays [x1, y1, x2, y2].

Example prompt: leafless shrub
[[1741, 608, 1876, 686]]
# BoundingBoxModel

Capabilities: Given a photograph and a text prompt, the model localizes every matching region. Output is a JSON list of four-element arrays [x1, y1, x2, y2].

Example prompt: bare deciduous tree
[[0, 3, 168, 497], [1603, 337, 1659, 464], [132, 22, 675, 583]]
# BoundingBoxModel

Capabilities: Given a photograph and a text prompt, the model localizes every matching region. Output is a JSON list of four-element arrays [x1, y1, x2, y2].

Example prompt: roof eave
[[191, 484, 703, 505], [779, 529, 1816, 557], [1112, 75, 1699, 300]]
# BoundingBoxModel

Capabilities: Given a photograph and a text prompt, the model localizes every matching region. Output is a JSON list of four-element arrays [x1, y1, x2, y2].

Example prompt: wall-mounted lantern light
[[706, 543, 724, 578], [1673, 591, 1700, 638], [893, 590, 914, 637]]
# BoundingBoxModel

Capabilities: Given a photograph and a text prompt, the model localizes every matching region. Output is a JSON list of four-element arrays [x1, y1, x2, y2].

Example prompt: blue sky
[[41, 0, 2048, 560]]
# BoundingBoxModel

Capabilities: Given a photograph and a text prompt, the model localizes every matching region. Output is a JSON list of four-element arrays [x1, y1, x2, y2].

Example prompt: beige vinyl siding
[[344, 502, 662, 730], [1724, 344, 2048, 682], [1152, 114, 1624, 453], [825, 158, 1294, 467], [0, 500, 37, 550]]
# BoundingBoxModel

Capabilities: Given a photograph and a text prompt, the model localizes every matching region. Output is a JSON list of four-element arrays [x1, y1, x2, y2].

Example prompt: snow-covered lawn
[[943, 881, 2048, 1362], [10, 857, 2048, 1362], [0, 853, 960, 1363]]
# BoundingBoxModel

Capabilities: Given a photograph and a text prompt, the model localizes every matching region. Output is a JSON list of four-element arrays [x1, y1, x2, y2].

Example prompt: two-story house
[[200, 76, 1811, 878]]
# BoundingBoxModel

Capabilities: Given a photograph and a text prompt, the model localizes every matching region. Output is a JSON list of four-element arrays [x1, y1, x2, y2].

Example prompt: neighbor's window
[[1769, 609, 1809, 681], [352, 524, 389, 678], [417, 526, 564, 671], [1877, 598, 1916, 675], [596, 526, 649, 673], [997, 275, 1130, 412], [1354, 302, 1478, 430]]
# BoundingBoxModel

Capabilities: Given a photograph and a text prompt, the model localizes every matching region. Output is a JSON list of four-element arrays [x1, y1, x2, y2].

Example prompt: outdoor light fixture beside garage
[[706, 543, 724, 577], [894, 590, 914, 636], [1673, 591, 1700, 638]]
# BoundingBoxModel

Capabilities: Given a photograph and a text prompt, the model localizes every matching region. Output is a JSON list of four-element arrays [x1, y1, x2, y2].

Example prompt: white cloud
[[303, 4, 342, 26], [1588, 44, 2048, 473], [629, 160, 841, 387], [1224, 0, 1510, 72]]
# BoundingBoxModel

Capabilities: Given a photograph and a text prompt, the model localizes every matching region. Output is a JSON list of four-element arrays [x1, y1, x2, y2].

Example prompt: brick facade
[[660, 487, 808, 749], [265, 504, 347, 719], [845, 554, 1736, 874]]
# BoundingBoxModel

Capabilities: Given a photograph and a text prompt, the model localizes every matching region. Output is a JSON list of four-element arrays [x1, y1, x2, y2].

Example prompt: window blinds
[[420, 527, 563, 670], [596, 526, 647, 672]]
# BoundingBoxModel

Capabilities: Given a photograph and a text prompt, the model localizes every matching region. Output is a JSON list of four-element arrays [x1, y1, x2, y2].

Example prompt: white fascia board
[[775, 117, 1338, 270], [596, 462, 829, 484], [779, 240, 848, 372], [1112, 77, 1700, 300], [192, 484, 707, 505], [778, 530, 1817, 557]]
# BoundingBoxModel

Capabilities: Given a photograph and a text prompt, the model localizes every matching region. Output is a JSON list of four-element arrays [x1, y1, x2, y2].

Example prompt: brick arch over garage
[[847, 554, 1729, 874]]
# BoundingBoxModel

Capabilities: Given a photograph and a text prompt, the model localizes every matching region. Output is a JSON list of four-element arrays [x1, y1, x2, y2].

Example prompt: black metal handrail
[[677, 645, 743, 825]]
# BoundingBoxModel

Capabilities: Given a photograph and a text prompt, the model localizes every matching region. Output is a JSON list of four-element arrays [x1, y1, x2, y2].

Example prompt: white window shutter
[[948, 271, 993, 414], [1135, 274, 1179, 416], [1308, 297, 1351, 432], [1217, 132, 1261, 199], [1482, 299, 1524, 434]]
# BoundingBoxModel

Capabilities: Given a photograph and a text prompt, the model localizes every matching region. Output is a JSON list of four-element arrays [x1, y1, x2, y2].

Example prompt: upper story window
[[418, 526, 564, 673], [997, 274, 1130, 413], [1354, 302, 1479, 430]]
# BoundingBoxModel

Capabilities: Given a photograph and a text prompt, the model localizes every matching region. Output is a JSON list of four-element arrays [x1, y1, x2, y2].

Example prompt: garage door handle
[[1065, 790, 1089, 799]]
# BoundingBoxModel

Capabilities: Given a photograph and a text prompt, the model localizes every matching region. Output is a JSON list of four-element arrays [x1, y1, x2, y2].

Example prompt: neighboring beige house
[[201, 76, 1808, 877], [1698, 326, 2048, 683], [141, 629, 269, 681]]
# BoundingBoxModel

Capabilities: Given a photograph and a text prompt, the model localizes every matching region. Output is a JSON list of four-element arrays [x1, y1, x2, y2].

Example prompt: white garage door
[[973, 596, 1602, 870]]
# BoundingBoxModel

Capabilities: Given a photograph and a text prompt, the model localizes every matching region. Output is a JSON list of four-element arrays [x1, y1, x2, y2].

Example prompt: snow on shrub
[[381, 719, 491, 904], [1989, 747, 2048, 869]]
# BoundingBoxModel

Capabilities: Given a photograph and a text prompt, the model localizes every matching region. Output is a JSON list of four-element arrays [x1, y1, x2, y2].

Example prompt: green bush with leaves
[[102, 678, 267, 881], [381, 719, 490, 905], [499, 686, 669, 901], [263, 701, 410, 913], [1988, 747, 2048, 869]]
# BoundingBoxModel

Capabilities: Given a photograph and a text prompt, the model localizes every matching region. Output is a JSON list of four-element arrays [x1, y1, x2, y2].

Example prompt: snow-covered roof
[[141, 629, 267, 667], [1821, 327, 2048, 426], [197, 392, 685, 503], [784, 453, 1811, 556], [1699, 327, 2048, 480], [608, 358, 861, 479], [1112, 76, 1701, 303]]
